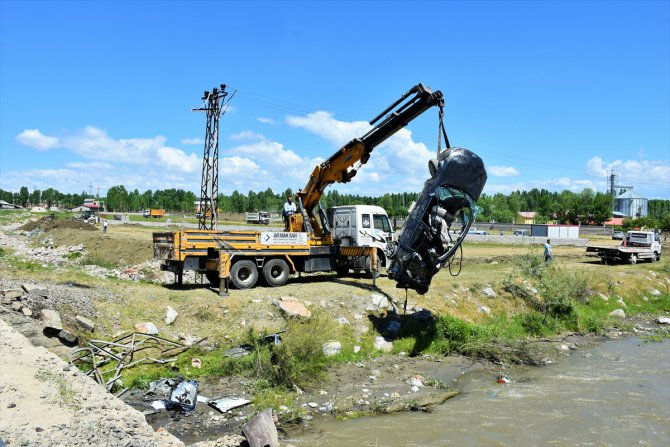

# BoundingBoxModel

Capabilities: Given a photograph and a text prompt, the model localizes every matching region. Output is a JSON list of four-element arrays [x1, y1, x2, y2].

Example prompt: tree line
[[2, 185, 668, 229]]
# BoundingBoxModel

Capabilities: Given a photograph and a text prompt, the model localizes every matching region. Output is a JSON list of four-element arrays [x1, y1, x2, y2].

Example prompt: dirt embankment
[[0, 317, 185, 447], [20, 216, 153, 267], [20, 217, 98, 233]]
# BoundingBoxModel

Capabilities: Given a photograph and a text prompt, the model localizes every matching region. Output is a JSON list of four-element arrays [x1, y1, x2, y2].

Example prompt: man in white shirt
[[282, 196, 296, 230]]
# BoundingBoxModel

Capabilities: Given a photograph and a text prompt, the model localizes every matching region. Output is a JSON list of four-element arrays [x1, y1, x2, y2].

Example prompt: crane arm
[[294, 83, 445, 235]]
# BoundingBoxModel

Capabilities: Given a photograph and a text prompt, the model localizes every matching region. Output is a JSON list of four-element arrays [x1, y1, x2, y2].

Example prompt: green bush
[[435, 314, 479, 348], [269, 316, 337, 388], [518, 312, 558, 336], [219, 316, 340, 390], [512, 252, 546, 280]]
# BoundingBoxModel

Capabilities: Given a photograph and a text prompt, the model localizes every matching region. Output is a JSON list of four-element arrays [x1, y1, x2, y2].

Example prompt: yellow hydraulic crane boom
[[292, 83, 446, 237]]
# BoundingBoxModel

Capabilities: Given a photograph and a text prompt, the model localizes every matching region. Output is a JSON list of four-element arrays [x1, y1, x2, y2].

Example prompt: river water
[[287, 336, 670, 446]]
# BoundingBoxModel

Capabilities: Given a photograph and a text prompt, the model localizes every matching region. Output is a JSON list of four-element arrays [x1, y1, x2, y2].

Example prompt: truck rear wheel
[[262, 259, 290, 287], [230, 260, 259, 289], [629, 254, 638, 265]]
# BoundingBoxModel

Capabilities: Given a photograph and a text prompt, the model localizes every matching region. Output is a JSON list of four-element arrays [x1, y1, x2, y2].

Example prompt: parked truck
[[143, 209, 166, 218], [246, 211, 271, 225], [153, 83, 486, 295], [586, 230, 662, 264]]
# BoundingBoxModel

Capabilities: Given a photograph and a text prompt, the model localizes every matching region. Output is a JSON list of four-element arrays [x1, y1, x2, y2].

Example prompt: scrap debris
[[69, 332, 206, 396], [146, 377, 250, 414], [209, 396, 251, 414]]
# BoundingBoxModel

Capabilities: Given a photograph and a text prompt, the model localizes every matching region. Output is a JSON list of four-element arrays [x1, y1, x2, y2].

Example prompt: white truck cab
[[328, 205, 395, 275], [625, 231, 661, 248]]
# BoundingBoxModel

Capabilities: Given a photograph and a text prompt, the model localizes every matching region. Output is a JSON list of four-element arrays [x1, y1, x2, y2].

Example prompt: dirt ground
[[1, 214, 669, 446]]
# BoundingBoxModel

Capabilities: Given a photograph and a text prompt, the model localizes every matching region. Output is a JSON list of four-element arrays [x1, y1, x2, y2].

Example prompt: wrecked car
[[388, 147, 487, 294]]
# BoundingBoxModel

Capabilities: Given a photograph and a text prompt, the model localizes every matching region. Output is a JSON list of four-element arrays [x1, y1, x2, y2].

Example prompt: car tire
[[262, 259, 290, 287], [230, 260, 259, 289]]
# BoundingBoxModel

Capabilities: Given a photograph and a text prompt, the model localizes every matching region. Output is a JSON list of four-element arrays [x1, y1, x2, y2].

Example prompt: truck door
[[358, 213, 374, 246], [373, 213, 394, 243]]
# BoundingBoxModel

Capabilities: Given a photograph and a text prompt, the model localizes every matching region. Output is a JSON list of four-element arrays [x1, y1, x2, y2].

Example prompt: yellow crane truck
[[153, 84, 449, 295]]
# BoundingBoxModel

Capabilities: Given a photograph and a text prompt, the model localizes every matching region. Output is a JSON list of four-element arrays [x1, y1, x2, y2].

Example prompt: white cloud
[[65, 161, 114, 170], [230, 130, 265, 141], [585, 156, 607, 177], [229, 140, 302, 167], [15, 129, 60, 150], [257, 117, 275, 125], [7, 126, 205, 194], [16, 126, 204, 171], [287, 111, 370, 146], [181, 137, 204, 145], [286, 111, 436, 193], [586, 156, 670, 196], [220, 156, 259, 173], [156, 146, 200, 173], [58, 126, 163, 164], [489, 166, 520, 177]]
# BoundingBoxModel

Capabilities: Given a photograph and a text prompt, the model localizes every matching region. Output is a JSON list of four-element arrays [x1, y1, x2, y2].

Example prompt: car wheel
[[262, 259, 290, 287], [230, 260, 259, 289]]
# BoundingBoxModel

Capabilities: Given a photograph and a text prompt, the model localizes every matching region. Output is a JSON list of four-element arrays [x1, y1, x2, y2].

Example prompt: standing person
[[282, 196, 296, 231], [544, 239, 553, 264], [103, 220, 108, 234]]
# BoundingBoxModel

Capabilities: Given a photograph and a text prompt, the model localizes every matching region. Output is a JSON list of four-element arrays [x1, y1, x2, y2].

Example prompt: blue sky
[[1, 0, 669, 200]]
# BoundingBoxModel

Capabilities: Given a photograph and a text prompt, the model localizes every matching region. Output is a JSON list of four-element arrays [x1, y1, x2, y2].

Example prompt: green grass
[[6, 256, 50, 273]]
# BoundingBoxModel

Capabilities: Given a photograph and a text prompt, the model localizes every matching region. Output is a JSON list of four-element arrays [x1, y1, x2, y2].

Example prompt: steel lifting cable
[[436, 105, 451, 160], [447, 243, 464, 277]]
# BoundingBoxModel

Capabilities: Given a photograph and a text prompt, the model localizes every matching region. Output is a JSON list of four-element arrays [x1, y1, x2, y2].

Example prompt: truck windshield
[[373, 214, 391, 232]]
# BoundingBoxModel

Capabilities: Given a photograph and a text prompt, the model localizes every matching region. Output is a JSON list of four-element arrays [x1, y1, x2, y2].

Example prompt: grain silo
[[614, 190, 648, 218]]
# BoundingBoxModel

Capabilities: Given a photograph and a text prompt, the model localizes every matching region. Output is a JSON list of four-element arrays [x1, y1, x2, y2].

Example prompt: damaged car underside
[[388, 147, 487, 294]]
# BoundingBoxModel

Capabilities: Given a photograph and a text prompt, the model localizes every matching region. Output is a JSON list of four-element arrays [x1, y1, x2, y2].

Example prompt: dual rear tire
[[261, 259, 290, 287], [229, 258, 290, 289]]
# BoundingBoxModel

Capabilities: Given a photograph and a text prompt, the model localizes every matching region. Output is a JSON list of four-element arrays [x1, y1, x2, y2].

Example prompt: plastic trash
[[496, 374, 510, 384]]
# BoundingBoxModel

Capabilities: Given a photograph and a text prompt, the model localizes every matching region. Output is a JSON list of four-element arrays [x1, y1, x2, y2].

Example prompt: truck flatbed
[[586, 231, 662, 264]]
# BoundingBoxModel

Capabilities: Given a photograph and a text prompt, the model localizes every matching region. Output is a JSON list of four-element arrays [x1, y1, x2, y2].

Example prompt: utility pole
[[193, 84, 234, 230]]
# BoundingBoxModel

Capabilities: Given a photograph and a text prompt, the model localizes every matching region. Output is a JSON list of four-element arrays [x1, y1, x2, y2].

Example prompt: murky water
[[287, 337, 670, 446]]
